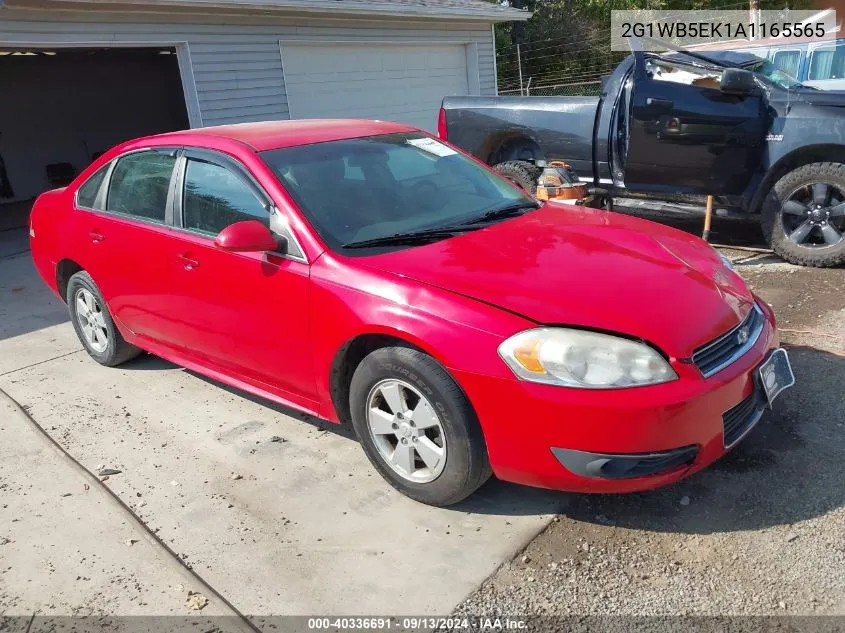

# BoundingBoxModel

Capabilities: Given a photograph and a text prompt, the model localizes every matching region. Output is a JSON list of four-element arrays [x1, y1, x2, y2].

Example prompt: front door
[[623, 53, 766, 196], [162, 149, 316, 406]]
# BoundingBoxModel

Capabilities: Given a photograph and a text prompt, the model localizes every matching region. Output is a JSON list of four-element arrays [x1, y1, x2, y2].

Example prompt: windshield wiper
[[343, 201, 540, 249], [343, 227, 467, 249], [458, 201, 540, 226]]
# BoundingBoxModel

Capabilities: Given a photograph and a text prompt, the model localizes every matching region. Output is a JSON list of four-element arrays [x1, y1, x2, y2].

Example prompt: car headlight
[[498, 328, 677, 389]]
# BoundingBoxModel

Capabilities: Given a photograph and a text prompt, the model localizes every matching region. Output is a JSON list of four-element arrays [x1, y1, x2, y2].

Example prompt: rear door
[[622, 53, 765, 195], [71, 148, 181, 346]]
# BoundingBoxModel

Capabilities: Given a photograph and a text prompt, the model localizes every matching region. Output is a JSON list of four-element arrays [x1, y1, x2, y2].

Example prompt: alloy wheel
[[365, 379, 447, 483], [780, 182, 845, 248], [75, 288, 109, 353]]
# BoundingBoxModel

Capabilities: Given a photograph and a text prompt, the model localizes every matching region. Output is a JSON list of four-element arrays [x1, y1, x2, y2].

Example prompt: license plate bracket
[[755, 348, 795, 407]]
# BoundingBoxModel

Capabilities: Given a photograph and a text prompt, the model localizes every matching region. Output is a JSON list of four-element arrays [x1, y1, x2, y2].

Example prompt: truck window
[[771, 49, 802, 79], [809, 45, 845, 80]]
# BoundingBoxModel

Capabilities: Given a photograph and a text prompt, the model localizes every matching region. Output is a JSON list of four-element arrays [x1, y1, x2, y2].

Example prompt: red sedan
[[30, 120, 795, 506]]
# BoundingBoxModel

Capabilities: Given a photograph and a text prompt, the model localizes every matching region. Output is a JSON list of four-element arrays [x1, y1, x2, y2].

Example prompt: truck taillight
[[437, 107, 448, 140]]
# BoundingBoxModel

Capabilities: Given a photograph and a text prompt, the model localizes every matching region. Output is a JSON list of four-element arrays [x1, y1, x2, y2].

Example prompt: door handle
[[89, 231, 104, 244], [177, 253, 200, 271], [646, 97, 674, 109]]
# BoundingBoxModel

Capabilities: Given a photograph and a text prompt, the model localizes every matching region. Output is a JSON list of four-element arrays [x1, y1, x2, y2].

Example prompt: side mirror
[[214, 220, 279, 253], [720, 68, 757, 96]]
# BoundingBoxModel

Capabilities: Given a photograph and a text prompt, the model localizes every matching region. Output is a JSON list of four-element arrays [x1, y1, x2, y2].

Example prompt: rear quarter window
[[76, 165, 109, 209]]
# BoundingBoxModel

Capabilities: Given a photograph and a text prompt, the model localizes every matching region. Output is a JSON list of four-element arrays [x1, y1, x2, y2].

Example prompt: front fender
[[309, 253, 532, 421]]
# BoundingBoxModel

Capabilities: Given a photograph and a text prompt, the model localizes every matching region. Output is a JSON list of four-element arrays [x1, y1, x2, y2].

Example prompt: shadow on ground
[[0, 229, 69, 341], [123, 346, 845, 527], [120, 352, 569, 516], [614, 205, 768, 248], [557, 344, 845, 534]]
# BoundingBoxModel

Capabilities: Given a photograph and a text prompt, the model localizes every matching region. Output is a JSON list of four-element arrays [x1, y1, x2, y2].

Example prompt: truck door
[[622, 52, 765, 196]]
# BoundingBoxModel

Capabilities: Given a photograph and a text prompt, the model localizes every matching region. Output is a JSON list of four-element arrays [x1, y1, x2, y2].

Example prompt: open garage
[[0, 47, 190, 230]]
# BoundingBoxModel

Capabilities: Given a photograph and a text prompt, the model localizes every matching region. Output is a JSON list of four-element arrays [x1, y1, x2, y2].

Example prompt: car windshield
[[261, 132, 535, 253], [740, 57, 805, 89]]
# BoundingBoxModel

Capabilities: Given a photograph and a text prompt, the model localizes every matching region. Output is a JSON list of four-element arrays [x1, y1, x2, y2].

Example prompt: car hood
[[358, 205, 755, 357], [798, 88, 845, 107]]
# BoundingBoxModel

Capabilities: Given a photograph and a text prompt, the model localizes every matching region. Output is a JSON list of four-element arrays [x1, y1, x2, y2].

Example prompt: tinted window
[[182, 159, 269, 235], [76, 165, 108, 209], [809, 46, 845, 80], [772, 49, 801, 79], [107, 151, 176, 223], [262, 132, 531, 253]]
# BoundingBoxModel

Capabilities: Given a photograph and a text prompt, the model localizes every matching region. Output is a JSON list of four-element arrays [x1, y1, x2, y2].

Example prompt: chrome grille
[[692, 305, 764, 378]]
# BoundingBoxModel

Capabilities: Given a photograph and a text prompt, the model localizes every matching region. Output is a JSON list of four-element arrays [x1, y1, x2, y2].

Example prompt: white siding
[[281, 41, 472, 131], [0, 9, 497, 127]]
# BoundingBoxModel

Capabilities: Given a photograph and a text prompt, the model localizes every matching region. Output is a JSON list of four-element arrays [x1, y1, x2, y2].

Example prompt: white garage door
[[281, 42, 472, 132]]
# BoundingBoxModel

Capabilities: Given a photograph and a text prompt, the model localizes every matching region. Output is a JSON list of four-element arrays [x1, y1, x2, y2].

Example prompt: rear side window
[[107, 151, 177, 223], [76, 166, 108, 209], [182, 159, 268, 235], [809, 46, 845, 80]]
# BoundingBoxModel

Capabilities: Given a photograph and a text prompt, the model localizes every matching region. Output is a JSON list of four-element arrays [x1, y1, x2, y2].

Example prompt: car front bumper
[[451, 301, 781, 493]]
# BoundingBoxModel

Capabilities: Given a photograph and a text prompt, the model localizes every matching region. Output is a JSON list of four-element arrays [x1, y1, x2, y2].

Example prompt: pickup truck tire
[[761, 162, 845, 267], [493, 161, 542, 195]]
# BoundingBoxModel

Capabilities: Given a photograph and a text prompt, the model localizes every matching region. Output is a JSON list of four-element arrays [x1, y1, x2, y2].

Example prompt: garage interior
[[0, 46, 189, 230]]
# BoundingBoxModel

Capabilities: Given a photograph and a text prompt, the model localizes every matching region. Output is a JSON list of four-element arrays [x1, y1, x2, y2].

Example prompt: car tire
[[67, 271, 142, 367], [761, 162, 845, 267], [349, 346, 491, 506], [493, 160, 542, 196]]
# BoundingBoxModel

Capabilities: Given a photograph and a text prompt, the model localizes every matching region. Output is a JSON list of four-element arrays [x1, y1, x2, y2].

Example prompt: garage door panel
[[282, 42, 471, 132]]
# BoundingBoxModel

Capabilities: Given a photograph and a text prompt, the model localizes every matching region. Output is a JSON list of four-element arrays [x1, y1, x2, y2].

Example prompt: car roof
[[146, 119, 419, 152]]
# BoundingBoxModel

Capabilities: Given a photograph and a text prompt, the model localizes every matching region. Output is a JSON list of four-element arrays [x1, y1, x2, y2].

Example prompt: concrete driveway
[[0, 227, 563, 617]]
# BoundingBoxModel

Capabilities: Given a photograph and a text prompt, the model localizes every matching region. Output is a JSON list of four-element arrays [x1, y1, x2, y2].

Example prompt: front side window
[[261, 132, 532, 253], [107, 151, 177, 223], [771, 49, 801, 79], [182, 159, 269, 235], [76, 165, 109, 209]]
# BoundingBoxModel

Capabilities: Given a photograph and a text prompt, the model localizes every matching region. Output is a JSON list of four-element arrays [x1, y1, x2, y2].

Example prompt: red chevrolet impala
[[30, 120, 795, 506]]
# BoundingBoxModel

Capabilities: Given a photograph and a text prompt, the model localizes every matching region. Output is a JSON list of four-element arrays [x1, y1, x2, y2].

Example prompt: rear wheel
[[761, 162, 845, 267], [67, 271, 142, 366], [493, 160, 542, 196], [349, 346, 491, 506]]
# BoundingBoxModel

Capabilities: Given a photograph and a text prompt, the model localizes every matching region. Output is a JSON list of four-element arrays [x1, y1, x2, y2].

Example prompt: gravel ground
[[455, 227, 845, 620]]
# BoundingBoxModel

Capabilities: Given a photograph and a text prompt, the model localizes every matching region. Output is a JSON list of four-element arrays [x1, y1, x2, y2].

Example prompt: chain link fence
[[498, 80, 603, 97]]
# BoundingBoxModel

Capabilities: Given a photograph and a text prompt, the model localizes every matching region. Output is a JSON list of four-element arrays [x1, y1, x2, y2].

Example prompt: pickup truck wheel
[[493, 161, 542, 196], [761, 162, 845, 267]]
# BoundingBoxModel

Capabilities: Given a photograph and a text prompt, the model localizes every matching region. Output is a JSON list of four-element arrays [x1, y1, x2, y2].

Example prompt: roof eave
[[18, 0, 532, 21]]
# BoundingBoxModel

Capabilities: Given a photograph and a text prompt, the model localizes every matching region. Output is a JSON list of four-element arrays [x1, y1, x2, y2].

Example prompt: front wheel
[[761, 162, 845, 267], [349, 346, 491, 506]]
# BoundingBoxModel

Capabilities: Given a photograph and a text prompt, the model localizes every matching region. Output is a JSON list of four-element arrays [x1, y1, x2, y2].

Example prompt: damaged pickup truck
[[439, 49, 845, 267]]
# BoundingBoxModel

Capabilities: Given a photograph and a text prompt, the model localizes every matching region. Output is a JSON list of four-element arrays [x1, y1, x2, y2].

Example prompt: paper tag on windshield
[[407, 137, 457, 157]]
